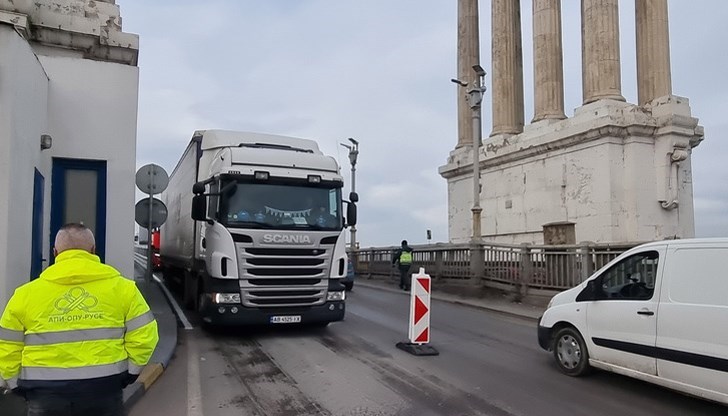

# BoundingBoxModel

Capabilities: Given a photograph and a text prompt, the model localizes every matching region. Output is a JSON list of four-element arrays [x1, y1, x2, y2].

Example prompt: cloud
[[121, 0, 728, 246]]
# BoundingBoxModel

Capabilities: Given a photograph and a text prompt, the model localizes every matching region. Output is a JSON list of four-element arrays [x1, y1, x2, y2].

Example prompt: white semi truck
[[159, 130, 357, 326]]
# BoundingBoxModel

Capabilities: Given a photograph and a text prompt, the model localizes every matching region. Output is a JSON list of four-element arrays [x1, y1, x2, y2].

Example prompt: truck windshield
[[219, 181, 343, 231]]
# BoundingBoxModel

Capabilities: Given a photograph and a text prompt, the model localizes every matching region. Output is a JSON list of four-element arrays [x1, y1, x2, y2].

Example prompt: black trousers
[[399, 264, 412, 289], [26, 390, 125, 416]]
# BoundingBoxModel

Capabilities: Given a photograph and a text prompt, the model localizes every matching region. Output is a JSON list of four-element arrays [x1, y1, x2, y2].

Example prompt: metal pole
[[466, 66, 486, 282], [350, 161, 356, 251], [471, 103, 482, 242], [146, 171, 154, 282], [343, 139, 358, 252]]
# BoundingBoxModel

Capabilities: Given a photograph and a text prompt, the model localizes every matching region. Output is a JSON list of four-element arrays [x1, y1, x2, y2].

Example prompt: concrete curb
[[123, 276, 179, 412], [354, 279, 544, 322], [123, 363, 166, 410]]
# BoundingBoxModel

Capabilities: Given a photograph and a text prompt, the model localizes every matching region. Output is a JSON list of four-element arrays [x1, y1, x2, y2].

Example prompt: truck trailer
[[159, 130, 357, 326]]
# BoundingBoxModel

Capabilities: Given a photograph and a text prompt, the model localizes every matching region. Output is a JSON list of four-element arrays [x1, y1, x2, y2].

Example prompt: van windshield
[[219, 180, 342, 231]]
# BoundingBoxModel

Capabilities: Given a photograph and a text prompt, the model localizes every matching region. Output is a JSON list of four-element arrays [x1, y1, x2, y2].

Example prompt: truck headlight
[[327, 291, 345, 301], [213, 293, 241, 304]]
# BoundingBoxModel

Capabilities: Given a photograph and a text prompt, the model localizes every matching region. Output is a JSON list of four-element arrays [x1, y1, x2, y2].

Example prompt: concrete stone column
[[636, 0, 672, 106], [491, 0, 524, 136], [532, 0, 566, 121], [457, 0, 480, 148], [581, 0, 625, 104]]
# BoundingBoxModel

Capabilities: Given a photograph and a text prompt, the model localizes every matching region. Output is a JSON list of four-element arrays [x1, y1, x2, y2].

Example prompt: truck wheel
[[163, 267, 182, 293], [183, 271, 199, 311], [552, 327, 591, 376]]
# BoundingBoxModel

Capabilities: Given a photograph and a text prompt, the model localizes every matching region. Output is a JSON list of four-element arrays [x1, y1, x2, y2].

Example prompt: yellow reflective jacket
[[399, 251, 413, 265], [0, 250, 159, 391]]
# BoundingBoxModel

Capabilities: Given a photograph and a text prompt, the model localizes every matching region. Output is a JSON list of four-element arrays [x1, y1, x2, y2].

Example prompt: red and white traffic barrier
[[409, 267, 431, 344], [397, 267, 439, 356]]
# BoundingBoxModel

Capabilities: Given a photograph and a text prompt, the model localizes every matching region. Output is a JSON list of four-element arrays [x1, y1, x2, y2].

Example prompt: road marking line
[[187, 334, 204, 416], [153, 273, 194, 330], [134, 254, 194, 330]]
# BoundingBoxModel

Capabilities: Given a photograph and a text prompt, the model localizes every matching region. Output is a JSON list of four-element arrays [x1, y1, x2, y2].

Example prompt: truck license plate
[[270, 315, 301, 324]]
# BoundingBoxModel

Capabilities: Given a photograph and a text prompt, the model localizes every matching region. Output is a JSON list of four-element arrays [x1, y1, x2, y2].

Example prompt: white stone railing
[[350, 241, 640, 297]]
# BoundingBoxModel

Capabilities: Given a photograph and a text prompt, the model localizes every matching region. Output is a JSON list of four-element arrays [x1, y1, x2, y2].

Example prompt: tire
[[197, 292, 215, 331], [552, 326, 591, 376], [344, 281, 353, 292], [183, 271, 199, 311], [163, 267, 183, 293]]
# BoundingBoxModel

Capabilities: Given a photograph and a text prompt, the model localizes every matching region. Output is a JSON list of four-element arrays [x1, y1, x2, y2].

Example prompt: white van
[[538, 238, 728, 404]]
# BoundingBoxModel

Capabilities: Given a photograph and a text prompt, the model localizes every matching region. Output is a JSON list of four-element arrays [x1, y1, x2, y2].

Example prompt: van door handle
[[637, 310, 654, 316]]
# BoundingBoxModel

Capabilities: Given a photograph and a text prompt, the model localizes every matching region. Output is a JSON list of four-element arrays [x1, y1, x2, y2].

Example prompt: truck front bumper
[[200, 301, 346, 326]]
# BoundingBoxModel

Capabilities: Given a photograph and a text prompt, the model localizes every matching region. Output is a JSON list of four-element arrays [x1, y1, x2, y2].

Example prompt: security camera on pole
[[452, 64, 487, 283], [340, 138, 359, 251], [135, 164, 169, 282]]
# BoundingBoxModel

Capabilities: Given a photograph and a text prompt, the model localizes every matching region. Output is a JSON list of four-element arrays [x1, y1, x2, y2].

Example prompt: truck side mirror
[[191, 195, 207, 221], [346, 202, 357, 226], [192, 182, 206, 195], [349, 192, 359, 203]]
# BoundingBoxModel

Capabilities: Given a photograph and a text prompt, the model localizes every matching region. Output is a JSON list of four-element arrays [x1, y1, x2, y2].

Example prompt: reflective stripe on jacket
[[0, 250, 159, 390], [400, 251, 413, 265]]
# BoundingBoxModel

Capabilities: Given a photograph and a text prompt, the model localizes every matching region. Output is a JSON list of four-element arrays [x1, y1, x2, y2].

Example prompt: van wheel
[[552, 327, 591, 376]]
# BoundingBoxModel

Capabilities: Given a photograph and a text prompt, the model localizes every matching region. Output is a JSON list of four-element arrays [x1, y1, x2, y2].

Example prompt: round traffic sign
[[136, 164, 169, 195], [135, 198, 168, 229]]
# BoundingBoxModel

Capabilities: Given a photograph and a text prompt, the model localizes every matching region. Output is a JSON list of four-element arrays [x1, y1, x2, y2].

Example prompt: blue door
[[30, 169, 45, 280], [50, 158, 107, 262]]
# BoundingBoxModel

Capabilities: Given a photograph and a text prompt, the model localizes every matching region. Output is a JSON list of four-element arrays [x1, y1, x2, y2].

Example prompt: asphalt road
[[128, 284, 727, 416]]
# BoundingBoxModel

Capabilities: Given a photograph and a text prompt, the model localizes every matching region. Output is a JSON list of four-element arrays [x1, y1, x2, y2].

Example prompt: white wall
[[41, 55, 139, 279], [442, 99, 703, 245], [0, 25, 50, 309]]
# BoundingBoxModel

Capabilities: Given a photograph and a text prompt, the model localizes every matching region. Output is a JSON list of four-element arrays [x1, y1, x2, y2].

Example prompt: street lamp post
[[340, 138, 359, 252], [452, 64, 487, 282]]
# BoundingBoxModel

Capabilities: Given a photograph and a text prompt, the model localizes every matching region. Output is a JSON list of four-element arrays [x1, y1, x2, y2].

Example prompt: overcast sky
[[124, 1, 728, 247]]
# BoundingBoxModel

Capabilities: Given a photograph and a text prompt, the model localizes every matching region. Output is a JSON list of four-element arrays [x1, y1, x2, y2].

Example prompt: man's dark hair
[[401, 240, 408, 246]]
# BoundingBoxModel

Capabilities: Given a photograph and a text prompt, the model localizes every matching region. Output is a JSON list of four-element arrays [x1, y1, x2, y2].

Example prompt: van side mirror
[[191, 195, 207, 221], [576, 280, 605, 302], [346, 202, 357, 226]]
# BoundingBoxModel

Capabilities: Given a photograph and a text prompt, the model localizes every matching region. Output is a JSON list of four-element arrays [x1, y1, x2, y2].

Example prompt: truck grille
[[237, 245, 330, 308]]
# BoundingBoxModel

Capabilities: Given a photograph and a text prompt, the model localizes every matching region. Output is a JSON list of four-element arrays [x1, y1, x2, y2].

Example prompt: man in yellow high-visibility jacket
[[392, 240, 414, 291], [0, 223, 159, 415]]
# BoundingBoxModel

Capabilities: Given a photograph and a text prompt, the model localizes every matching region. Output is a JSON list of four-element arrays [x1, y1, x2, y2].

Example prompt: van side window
[[667, 248, 728, 306], [598, 251, 658, 301]]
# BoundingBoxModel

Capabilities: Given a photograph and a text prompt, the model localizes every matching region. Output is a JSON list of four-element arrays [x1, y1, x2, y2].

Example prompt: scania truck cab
[[160, 130, 357, 326]]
